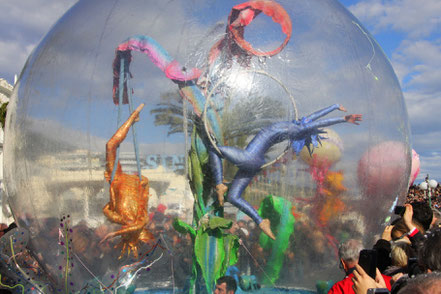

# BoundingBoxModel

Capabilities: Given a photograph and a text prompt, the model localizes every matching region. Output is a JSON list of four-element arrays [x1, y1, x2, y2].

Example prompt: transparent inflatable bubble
[[4, 0, 411, 292]]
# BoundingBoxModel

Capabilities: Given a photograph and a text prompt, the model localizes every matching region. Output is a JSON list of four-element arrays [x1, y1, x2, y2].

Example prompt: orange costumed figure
[[101, 104, 153, 258]]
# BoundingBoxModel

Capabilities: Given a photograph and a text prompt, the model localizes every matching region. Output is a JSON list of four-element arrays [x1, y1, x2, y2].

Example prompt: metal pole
[[426, 176, 432, 208]]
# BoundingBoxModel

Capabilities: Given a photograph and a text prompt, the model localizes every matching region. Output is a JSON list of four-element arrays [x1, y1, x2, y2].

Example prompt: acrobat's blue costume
[[209, 104, 349, 225]]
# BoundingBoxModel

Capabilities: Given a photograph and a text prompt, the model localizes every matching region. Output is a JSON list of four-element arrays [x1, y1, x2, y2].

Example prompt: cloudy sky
[[0, 0, 439, 183]]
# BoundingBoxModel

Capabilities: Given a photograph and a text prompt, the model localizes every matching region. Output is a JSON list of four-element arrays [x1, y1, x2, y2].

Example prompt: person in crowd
[[373, 225, 393, 273], [214, 276, 237, 294], [397, 272, 441, 294], [352, 264, 389, 294], [383, 242, 416, 276], [400, 204, 426, 252], [391, 243, 414, 269], [410, 202, 433, 232], [419, 227, 441, 273], [372, 202, 427, 276], [431, 208, 441, 229], [354, 206, 441, 294], [390, 218, 424, 245], [328, 239, 362, 293], [328, 239, 392, 294], [391, 227, 441, 293]]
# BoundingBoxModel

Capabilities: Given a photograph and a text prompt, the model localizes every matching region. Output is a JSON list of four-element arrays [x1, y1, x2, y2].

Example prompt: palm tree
[[150, 90, 194, 136], [151, 90, 289, 141]]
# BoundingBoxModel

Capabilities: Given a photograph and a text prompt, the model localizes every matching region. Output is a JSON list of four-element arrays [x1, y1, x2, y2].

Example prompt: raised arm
[[303, 104, 347, 122]]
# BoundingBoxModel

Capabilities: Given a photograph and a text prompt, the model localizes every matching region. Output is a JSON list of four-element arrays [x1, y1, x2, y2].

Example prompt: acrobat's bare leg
[[216, 183, 228, 206], [228, 170, 276, 240], [259, 219, 276, 240], [105, 103, 144, 180], [209, 150, 228, 206]]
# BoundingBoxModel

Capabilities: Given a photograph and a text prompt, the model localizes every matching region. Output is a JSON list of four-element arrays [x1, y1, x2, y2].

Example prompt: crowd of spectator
[[0, 183, 440, 293], [406, 184, 441, 209], [328, 202, 441, 294], [219, 183, 441, 294]]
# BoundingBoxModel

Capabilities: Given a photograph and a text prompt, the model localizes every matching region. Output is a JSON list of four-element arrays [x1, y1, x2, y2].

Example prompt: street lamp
[[419, 175, 438, 207]]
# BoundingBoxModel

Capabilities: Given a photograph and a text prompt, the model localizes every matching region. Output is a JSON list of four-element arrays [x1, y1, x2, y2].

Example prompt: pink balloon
[[358, 141, 409, 197], [409, 149, 421, 187]]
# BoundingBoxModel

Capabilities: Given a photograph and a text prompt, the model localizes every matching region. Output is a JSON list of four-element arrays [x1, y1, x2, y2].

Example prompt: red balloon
[[358, 141, 409, 197]]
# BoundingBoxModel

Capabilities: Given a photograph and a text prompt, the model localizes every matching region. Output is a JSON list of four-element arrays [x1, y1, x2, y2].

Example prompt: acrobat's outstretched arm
[[344, 114, 362, 125], [305, 114, 362, 131], [304, 104, 347, 122]]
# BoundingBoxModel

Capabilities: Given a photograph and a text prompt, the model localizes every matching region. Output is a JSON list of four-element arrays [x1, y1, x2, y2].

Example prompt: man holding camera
[[328, 239, 392, 294]]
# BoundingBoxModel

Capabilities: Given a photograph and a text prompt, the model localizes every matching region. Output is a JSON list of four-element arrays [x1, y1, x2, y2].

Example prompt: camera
[[367, 289, 389, 294], [359, 249, 377, 279], [407, 257, 423, 277], [394, 206, 406, 216]]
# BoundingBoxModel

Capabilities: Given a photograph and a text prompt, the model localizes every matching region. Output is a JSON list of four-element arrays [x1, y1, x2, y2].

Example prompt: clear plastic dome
[[4, 0, 411, 292]]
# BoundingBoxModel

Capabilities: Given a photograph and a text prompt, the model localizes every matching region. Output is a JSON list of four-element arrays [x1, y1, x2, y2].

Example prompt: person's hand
[[391, 273, 404, 285], [374, 268, 387, 289], [381, 225, 393, 241], [344, 114, 362, 125], [352, 264, 376, 294], [352, 265, 386, 294], [403, 204, 414, 231], [338, 105, 347, 112]]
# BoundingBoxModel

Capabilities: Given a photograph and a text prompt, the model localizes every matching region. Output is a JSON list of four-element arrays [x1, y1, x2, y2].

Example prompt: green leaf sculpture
[[258, 195, 295, 285]]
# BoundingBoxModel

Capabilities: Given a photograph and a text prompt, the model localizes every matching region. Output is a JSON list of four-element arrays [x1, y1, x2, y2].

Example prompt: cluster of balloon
[[3, 0, 412, 292]]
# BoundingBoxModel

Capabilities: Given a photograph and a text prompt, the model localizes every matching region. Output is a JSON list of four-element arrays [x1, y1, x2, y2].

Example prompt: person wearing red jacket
[[328, 239, 392, 294]]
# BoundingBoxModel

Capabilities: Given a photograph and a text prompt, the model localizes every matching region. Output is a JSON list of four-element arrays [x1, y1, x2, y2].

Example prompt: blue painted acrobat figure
[[209, 104, 362, 240]]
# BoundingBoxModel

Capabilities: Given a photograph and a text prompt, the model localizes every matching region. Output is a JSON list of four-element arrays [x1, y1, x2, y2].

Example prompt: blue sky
[[0, 0, 440, 183]]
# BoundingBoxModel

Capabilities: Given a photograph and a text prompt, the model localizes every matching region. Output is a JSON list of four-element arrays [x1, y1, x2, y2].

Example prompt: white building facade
[[0, 78, 12, 224]]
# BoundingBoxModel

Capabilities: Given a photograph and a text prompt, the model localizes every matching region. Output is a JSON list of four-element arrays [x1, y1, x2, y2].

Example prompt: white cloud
[[412, 130, 441, 150], [392, 40, 441, 92], [0, 41, 34, 79], [349, 0, 441, 38], [389, 39, 441, 136], [0, 0, 77, 82], [0, 0, 77, 35], [394, 40, 441, 65]]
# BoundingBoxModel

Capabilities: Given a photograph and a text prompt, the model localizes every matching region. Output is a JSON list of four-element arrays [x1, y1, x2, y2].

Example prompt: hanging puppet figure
[[210, 104, 362, 240], [101, 104, 153, 258]]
